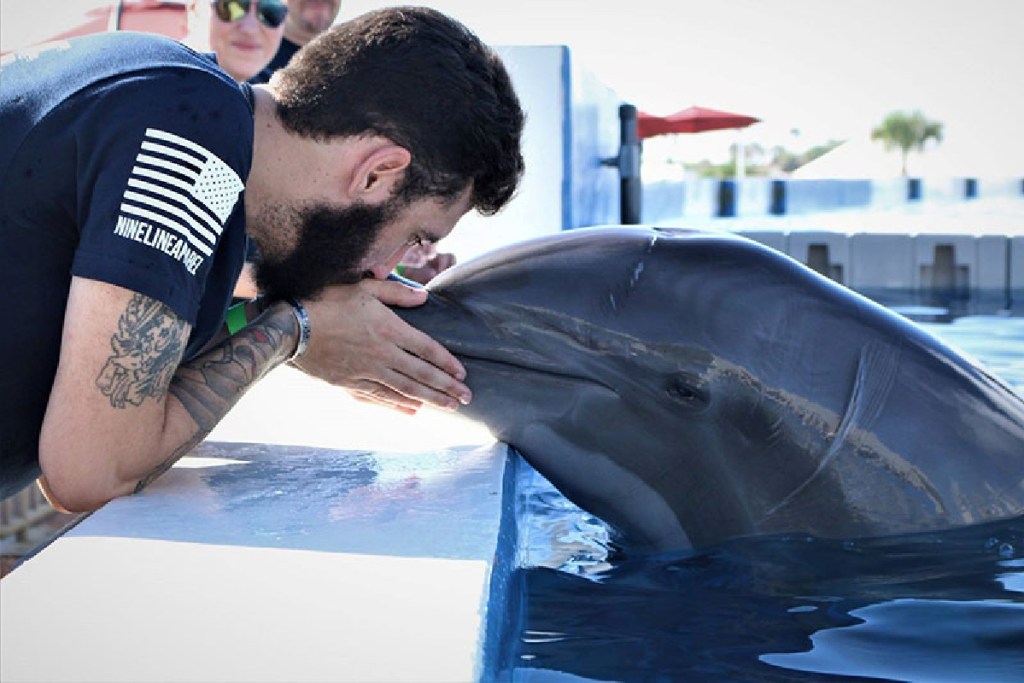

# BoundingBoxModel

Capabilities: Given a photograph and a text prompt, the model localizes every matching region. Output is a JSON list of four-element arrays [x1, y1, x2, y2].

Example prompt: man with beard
[[0, 7, 525, 512], [243, 0, 455, 287]]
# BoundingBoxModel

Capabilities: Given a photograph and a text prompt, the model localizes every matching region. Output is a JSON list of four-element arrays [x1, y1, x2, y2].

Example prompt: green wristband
[[225, 302, 248, 335]]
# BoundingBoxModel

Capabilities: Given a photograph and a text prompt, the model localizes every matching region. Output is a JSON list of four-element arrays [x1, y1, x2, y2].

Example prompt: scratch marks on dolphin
[[762, 340, 947, 523], [607, 261, 647, 314], [630, 261, 645, 287]]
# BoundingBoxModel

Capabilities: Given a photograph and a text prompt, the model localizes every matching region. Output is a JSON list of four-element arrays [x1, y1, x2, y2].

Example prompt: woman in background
[[186, 0, 288, 84]]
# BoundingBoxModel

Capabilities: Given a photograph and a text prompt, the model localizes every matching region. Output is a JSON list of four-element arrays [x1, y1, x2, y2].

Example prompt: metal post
[[618, 104, 641, 224]]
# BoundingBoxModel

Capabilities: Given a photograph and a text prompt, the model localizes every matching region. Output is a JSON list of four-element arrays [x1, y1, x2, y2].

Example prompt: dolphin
[[395, 226, 1024, 553]]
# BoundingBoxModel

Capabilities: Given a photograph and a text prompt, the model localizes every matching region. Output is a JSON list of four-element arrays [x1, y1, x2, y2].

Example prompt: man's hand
[[294, 279, 471, 414]]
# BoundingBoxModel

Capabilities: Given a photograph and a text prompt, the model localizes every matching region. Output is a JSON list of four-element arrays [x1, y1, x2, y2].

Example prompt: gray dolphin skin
[[395, 226, 1024, 553]]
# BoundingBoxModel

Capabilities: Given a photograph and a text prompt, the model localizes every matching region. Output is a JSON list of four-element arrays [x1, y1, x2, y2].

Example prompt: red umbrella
[[637, 105, 760, 140]]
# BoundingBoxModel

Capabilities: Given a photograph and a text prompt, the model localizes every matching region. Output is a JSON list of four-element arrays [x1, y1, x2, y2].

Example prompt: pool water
[[506, 314, 1024, 682]]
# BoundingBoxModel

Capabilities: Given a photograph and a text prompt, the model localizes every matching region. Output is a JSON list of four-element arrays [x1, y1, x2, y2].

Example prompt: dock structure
[[735, 228, 1023, 311]]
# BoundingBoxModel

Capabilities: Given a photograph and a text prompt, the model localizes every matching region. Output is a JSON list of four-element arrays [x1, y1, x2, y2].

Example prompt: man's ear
[[348, 144, 412, 202]]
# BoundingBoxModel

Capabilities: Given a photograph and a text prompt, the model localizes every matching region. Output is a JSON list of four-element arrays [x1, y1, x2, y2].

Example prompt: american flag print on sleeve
[[113, 128, 245, 275]]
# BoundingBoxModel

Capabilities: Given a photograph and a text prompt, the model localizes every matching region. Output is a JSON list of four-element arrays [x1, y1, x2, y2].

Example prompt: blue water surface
[[507, 314, 1024, 683]]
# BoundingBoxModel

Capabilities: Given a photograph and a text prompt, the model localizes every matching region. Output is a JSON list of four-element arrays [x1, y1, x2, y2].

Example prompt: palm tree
[[871, 110, 943, 176]]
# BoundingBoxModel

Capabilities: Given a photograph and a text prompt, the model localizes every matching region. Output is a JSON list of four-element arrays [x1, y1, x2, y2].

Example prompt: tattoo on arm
[[97, 294, 188, 409], [134, 305, 296, 493]]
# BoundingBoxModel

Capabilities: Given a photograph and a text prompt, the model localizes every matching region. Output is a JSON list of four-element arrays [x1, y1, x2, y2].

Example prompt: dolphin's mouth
[[454, 350, 617, 394], [415, 297, 623, 393]]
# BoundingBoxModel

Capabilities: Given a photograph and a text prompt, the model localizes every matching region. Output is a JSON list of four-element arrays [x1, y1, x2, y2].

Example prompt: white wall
[[442, 45, 623, 264], [442, 46, 569, 262]]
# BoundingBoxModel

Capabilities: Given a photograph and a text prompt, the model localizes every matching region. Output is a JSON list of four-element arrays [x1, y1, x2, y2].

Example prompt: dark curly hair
[[272, 6, 525, 216]]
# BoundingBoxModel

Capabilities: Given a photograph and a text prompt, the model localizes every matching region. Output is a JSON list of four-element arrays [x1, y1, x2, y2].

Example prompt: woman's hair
[[272, 6, 525, 215]]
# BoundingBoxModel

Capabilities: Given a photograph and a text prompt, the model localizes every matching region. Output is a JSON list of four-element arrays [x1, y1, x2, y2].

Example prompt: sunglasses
[[212, 0, 288, 29]]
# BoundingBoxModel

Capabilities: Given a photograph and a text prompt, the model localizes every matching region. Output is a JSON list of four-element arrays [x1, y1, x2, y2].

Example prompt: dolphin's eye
[[666, 374, 708, 408], [668, 383, 697, 401]]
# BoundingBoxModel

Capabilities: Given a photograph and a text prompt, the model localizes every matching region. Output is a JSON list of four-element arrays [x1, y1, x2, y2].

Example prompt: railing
[[0, 484, 55, 544]]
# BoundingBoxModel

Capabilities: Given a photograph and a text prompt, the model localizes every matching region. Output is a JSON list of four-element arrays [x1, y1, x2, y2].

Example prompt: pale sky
[[343, 0, 1024, 175], [4, 0, 1022, 175]]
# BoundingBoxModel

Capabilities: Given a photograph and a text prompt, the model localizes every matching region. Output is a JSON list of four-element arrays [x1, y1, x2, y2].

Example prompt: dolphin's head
[[405, 227, 723, 425], [397, 227, 818, 551], [396, 226, 1024, 551]]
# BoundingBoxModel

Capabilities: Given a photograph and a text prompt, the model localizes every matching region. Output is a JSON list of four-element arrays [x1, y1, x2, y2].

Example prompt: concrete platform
[[737, 229, 1020, 300], [1, 367, 510, 683]]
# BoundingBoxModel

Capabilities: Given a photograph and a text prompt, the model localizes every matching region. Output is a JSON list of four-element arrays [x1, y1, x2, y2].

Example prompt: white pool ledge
[[1, 367, 516, 683]]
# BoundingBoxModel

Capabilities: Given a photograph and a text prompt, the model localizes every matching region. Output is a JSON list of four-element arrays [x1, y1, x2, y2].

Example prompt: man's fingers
[[362, 278, 428, 307], [347, 382, 423, 415], [360, 279, 470, 399], [382, 361, 468, 411], [300, 281, 471, 411], [395, 326, 469, 400]]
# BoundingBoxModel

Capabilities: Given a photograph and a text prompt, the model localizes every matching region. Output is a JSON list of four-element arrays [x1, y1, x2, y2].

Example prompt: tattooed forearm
[[168, 308, 294, 432], [97, 294, 188, 408], [133, 302, 296, 494]]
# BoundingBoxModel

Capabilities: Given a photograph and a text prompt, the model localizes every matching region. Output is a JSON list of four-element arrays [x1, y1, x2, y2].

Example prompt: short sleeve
[[70, 68, 252, 325]]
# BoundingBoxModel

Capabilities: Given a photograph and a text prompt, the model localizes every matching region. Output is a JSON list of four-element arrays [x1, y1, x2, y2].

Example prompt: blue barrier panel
[[770, 178, 786, 215], [717, 179, 736, 218], [685, 178, 719, 218], [735, 178, 770, 217], [785, 179, 872, 214], [907, 177, 922, 201], [1012, 236, 1024, 296], [642, 179, 686, 223]]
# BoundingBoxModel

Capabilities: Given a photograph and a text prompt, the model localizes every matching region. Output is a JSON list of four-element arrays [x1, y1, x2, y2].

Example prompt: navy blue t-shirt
[[0, 32, 253, 497]]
